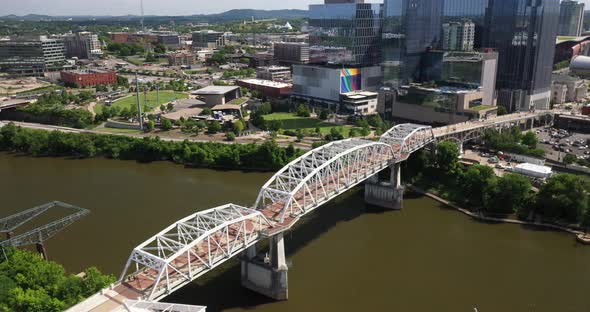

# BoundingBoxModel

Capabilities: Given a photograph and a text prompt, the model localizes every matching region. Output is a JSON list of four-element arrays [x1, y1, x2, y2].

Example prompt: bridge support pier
[[364, 163, 404, 210], [241, 234, 288, 301]]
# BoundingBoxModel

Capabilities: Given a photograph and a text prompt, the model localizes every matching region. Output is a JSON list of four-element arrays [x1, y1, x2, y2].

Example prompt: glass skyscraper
[[485, 0, 560, 111], [308, 2, 383, 66], [381, 0, 558, 111]]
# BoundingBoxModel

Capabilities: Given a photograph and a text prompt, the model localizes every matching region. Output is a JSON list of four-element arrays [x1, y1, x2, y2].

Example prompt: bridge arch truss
[[254, 139, 395, 224], [380, 124, 435, 159], [119, 204, 273, 301]]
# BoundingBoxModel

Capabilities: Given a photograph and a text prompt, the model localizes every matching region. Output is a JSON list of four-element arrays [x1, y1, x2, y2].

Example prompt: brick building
[[168, 52, 197, 66], [60, 69, 117, 87]]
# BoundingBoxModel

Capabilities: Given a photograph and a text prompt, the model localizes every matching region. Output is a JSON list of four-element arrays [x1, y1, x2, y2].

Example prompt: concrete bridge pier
[[364, 163, 404, 210], [241, 233, 288, 301]]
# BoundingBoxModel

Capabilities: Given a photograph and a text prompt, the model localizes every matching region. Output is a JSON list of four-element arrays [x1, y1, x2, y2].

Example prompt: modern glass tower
[[558, 0, 585, 37], [382, 0, 490, 87], [308, 1, 383, 66], [485, 0, 560, 111]]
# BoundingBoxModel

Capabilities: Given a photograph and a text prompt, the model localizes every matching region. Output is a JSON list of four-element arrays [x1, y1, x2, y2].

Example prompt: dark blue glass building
[[485, 0, 560, 111]]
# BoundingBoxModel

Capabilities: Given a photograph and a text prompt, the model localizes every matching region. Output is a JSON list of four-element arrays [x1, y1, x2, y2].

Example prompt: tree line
[[407, 141, 590, 230], [0, 248, 115, 312], [0, 123, 301, 171]]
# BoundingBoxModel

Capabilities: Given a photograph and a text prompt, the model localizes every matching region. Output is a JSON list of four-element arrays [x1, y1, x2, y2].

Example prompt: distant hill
[[0, 9, 310, 23]]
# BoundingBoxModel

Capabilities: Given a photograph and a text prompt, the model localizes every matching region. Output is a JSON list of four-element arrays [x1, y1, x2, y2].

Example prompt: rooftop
[[239, 79, 292, 89], [161, 107, 204, 121], [213, 104, 242, 111], [192, 86, 240, 95], [62, 69, 114, 75]]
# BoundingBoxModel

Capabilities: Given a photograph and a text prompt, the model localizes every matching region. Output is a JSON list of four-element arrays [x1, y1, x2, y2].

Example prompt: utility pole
[[135, 71, 144, 131], [156, 83, 160, 107]]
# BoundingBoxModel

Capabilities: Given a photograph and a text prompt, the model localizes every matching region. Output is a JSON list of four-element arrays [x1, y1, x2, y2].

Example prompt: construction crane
[[0, 201, 90, 260]]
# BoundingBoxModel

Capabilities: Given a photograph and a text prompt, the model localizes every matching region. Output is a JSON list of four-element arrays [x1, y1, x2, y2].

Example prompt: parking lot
[[536, 127, 590, 162]]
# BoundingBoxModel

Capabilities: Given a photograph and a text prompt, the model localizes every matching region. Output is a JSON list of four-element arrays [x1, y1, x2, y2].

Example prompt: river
[[0, 153, 588, 312]]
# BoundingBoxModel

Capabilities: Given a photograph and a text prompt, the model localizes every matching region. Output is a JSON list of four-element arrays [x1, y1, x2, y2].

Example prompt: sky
[[3, 0, 589, 16], [3, 0, 320, 16]]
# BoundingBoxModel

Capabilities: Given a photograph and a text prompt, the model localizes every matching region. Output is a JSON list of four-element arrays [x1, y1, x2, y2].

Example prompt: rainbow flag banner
[[340, 68, 361, 93]]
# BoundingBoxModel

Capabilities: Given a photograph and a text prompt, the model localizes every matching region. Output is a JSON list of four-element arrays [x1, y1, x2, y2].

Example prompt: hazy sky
[[3, 0, 589, 16], [4, 0, 320, 16]]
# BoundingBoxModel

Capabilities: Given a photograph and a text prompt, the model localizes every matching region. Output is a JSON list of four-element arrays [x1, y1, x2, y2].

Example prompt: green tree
[[232, 120, 245, 134], [435, 141, 460, 173], [563, 154, 577, 165], [497, 105, 507, 116], [208, 121, 222, 134], [296, 129, 304, 142], [260, 102, 272, 115], [145, 52, 158, 63], [159, 104, 166, 112], [166, 103, 174, 112], [484, 173, 532, 214], [521, 131, 538, 149], [535, 174, 590, 223], [319, 110, 329, 120], [146, 120, 155, 131], [296, 104, 311, 117], [225, 132, 236, 141], [460, 164, 496, 206], [161, 119, 173, 131]]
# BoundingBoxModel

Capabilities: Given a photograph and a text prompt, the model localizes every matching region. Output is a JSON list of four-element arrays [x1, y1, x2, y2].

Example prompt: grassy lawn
[[111, 91, 188, 112], [16, 85, 62, 95], [469, 105, 495, 111], [94, 127, 142, 134], [127, 56, 168, 66], [263, 112, 353, 136], [227, 97, 248, 105], [126, 56, 145, 66]]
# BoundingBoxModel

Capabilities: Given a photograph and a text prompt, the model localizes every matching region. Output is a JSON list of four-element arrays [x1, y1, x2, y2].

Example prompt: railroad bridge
[[69, 111, 552, 311]]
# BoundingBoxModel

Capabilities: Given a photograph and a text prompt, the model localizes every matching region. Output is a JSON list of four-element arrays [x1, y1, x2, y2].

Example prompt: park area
[[263, 113, 352, 135], [95, 91, 188, 115]]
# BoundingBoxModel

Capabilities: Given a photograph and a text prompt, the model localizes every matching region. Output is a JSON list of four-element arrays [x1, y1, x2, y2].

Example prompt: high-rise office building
[[0, 36, 66, 76], [485, 0, 560, 111], [308, 1, 383, 66], [381, 0, 446, 86], [192, 30, 226, 50], [442, 20, 475, 51], [63, 32, 102, 60], [558, 0, 585, 37]]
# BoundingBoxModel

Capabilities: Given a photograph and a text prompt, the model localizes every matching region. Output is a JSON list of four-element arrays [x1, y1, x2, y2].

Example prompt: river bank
[[408, 185, 587, 243], [0, 121, 300, 172]]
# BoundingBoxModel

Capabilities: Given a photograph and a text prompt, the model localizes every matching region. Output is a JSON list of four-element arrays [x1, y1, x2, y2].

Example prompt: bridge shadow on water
[[164, 185, 395, 311]]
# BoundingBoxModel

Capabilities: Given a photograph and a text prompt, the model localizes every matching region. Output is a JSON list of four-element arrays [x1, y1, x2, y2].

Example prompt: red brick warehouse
[[60, 69, 117, 87]]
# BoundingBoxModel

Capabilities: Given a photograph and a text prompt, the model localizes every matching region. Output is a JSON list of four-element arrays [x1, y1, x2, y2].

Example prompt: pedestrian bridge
[[70, 111, 554, 311]]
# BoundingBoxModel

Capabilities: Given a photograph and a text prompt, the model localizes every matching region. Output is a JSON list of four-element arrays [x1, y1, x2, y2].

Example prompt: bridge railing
[[119, 204, 273, 300]]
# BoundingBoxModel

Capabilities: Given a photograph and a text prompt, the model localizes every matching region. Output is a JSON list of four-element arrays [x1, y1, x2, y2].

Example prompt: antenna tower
[[140, 0, 145, 32]]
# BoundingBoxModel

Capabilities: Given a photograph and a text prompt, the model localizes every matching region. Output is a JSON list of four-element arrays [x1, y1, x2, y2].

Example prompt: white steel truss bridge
[[72, 112, 559, 310], [70, 123, 436, 311]]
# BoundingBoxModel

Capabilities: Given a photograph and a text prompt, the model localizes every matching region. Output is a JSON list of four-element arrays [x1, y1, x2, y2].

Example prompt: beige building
[[551, 74, 587, 104], [168, 51, 197, 67], [380, 84, 497, 125], [192, 86, 241, 106]]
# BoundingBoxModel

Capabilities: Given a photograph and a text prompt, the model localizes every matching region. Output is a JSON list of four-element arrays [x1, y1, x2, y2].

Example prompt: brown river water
[[0, 153, 588, 312]]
